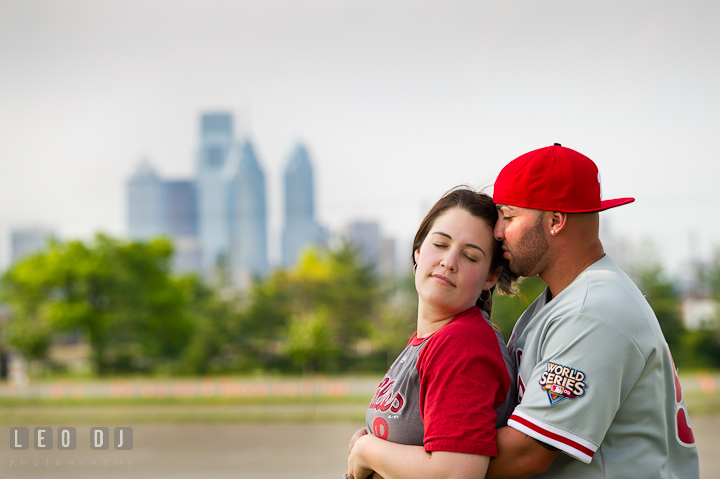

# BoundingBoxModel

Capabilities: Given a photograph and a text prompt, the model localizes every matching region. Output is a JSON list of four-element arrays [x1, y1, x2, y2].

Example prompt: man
[[485, 144, 699, 479]]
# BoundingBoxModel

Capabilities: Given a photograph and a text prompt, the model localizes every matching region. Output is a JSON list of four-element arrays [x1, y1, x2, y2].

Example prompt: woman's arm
[[349, 427, 370, 454], [348, 434, 489, 479]]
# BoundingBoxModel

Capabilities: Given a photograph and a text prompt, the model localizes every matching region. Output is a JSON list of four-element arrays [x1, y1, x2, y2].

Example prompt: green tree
[[700, 247, 720, 295], [688, 246, 720, 368], [239, 243, 380, 372], [1, 234, 194, 374], [174, 274, 245, 375], [3, 313, 51, 366], [630, 254, 684, 357], [284, 308, 334, 373], [371, 273, 418, 369], [491, 276, 547, 342], [681, 328, 720, 368]]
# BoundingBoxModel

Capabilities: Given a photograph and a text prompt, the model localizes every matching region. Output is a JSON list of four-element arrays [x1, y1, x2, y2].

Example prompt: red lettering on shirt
[[516, 349, 525, 402], [369, 377, 405, 413], [669, 348, 695, 446], [373, 417, 390, 440]]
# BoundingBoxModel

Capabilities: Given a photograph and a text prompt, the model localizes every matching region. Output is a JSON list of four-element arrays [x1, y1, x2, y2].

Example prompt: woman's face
[[414, 208, 500, 318]]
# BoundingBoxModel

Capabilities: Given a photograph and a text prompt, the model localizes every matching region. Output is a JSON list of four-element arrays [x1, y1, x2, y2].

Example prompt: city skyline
[[128, 112, 273, 283], [1, 0, 718, 275], [124, 111, 395, 282]]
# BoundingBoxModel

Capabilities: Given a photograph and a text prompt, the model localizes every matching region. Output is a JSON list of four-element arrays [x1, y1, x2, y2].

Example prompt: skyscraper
[[10, 227, 53, 264], [164, 180, 201, 272], [196, 113, 234, 274], [344, 220, 397, 276], [282, 144, 324, 267], [124, 111, 285, 287], [165, 180, 197, 238], [127, 163, 201, 272], [223, 140, 268, 286], [346, 221, 382, 268], [127, 160, 165, 240]]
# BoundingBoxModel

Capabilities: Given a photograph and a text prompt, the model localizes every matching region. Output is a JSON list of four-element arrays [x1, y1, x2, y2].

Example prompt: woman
[[346, 188, 518, 479]]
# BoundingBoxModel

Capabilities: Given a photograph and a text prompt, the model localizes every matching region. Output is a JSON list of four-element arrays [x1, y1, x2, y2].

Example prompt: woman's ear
[[483, 266, 502, 291], [413, 248, 420, 265]]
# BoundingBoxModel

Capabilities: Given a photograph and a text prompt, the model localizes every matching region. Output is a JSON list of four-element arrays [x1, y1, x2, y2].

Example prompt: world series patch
[[538, 362, 588, 406]]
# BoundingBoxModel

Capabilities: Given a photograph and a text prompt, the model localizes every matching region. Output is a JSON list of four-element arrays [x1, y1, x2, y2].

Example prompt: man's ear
[[548, 211, 568, 235]]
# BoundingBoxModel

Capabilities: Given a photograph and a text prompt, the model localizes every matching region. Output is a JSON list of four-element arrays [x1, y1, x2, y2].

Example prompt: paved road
[[2, 415, 717, 479], [2, 422, 358, 479]]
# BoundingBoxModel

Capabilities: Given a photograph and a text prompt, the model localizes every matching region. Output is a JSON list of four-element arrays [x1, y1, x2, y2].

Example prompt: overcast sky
[[1, 0, 718, 274]]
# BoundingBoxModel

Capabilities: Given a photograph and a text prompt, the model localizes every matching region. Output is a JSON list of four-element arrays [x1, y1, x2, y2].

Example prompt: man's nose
[[494, 221, 505, 241]]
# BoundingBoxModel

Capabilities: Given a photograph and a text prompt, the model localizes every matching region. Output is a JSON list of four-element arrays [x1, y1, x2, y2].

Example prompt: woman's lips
[[431, 273, 455, 287]]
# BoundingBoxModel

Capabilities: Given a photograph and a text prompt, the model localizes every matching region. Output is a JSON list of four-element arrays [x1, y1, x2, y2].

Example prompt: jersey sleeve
[[509, 313, 645, 463], [417, 318, 510, 457]]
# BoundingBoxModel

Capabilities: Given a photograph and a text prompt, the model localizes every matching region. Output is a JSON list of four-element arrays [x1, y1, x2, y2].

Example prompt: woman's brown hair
[[412, 186, 519, 317]]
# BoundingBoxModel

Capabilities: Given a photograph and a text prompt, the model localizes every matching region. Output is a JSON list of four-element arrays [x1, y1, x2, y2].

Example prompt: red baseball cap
[[493, 144, 634, 213]]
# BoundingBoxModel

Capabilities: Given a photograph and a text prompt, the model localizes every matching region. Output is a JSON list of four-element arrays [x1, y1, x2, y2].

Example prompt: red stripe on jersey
[[509, 414, 595, 458]]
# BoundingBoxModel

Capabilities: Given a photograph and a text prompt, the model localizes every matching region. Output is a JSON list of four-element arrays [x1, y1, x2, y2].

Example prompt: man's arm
[[484, 426, 559, 479]]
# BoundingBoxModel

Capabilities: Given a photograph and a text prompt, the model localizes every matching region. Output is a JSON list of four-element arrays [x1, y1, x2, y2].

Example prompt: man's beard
[[507, 214, 549, 277]]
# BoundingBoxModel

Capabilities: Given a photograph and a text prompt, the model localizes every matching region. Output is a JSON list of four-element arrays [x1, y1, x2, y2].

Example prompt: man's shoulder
[[546, 256, 662, 354], [552, 256, 646, 314], [583, 256, 652, 316]]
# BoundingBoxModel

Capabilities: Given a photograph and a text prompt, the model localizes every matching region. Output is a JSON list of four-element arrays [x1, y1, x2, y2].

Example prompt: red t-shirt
[[366, 307, 510, 456]]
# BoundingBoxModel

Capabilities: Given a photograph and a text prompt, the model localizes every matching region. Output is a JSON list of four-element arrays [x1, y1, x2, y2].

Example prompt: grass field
[[0, 375, 373, 424], [0, 372, 718, 424], [0, 395, 371, 424]]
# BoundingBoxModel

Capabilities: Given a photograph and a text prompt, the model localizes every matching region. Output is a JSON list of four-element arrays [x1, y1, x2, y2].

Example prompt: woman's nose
[[440, 251, 458, 271]]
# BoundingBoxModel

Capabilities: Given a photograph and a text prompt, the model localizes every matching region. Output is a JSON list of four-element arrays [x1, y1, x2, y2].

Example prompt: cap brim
[[570, 197, 635, 213]]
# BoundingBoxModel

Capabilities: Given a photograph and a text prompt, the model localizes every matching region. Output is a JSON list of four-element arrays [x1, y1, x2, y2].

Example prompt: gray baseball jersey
[[507, 255, 699, 479]]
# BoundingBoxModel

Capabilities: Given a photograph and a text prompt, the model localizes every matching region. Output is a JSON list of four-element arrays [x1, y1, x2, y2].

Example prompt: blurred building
[[345, 220, 396, 277], [164, 180, 201, 273], [196, 112, 234, 274], [165, 180, 197, 237], [127, 161, 166, 240], [346, 221, 381, 267], [10, 227, 53, 263], [681, 296, 718, 329], [678, 258, 718, 329], [127, 163, 201, 273], [223, 140, 269, 287], [126, 112, 271, 287], [282, 144, 326, 267], [380, 236, 396, 278]]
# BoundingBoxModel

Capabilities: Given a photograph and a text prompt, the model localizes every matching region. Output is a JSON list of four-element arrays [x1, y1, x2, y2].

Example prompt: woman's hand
[[347, 433, 381, 479], [348, 427, 370, 454], [348, 428, 384, 479]]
